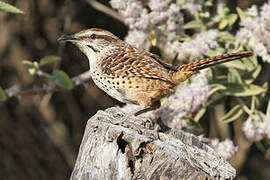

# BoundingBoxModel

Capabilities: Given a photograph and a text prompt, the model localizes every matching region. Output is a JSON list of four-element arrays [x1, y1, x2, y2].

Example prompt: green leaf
[[150, 30, 157, 46], [243, 65, 261, 84], [51, 70, 73, 90], [219, 19, 228, 30], [205, 0, 213, 6], [223, 7, 230, 15], [236, 7, 247, 20], [242, 57, 255, 71], [199, 12, 210, 18], [223, 60, 246, 70], [208, 68, 213, 80], [267, 99, 270, 116], [209, 83, 226, 96], [221, 83, 266, 96], [183, 20, 203, 29], [218, 32, 235, 41], [40, 56, 60, 66], [262, 82, 268, 96], [0, 1, 23, 14], [251, 96, 259, 112], [227, 13, 238, 26], [194, 107, 207, 122], [250, 54, 258, 67], [220, 105, 243, 123], [0, 86, 7, 101], [228, 68, 242, 84], [205, 49, 218, 57], [205, 48, 225, 57]]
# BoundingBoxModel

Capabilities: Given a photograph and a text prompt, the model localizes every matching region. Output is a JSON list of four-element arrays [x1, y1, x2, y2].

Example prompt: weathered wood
[[71, 107, 236, 180]]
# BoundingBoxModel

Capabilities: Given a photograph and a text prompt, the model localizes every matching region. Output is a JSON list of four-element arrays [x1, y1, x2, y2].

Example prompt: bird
[[58, 28, 253, 115]]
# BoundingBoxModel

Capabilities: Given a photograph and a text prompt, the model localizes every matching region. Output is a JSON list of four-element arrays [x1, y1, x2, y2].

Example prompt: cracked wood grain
[[71, 107, 236, 180]]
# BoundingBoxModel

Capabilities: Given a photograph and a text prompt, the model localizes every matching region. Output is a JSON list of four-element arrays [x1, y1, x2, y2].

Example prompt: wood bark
[[71, 107, 236, 180]]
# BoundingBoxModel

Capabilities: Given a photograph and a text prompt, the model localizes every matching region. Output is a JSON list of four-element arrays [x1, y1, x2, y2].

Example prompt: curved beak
[[57, 34, 80, 42]]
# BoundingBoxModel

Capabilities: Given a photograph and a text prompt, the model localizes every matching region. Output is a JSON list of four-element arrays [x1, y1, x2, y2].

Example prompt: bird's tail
[[178, 51, 253, 71], [170, 51, 253, 83]]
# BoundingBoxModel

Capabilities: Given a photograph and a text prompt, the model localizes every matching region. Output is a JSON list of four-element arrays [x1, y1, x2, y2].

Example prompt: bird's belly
[[91, 71, 129, 103], [90, 70, 176, 106]]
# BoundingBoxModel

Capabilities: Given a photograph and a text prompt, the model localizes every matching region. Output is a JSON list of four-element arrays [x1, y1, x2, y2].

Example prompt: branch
[[236, 97, 258, 120], [4, 71, 92, 99], [85, 0, 124, 23], [72, 70, 92, 85]]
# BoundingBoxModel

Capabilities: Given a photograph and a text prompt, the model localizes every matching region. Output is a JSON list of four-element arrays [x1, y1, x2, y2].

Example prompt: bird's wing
[[101, 45, 175, 84]]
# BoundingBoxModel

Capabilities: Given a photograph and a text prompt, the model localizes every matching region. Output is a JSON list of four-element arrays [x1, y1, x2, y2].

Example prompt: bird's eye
[[90, 34, 96, 39]]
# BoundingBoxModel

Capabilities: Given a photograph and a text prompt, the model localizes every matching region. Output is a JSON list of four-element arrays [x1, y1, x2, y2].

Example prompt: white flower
[[242, 116, 264, 141], [158, 70, 210, 128], [246, 5, 258, 17], [148, 0, 171, 11], [110, 0, 128, 9], [211, 139, 238, 160], [179, 30, 219, 60], [262, 113, 270, 139], [237, 2, 270, 63], [125, 30, 149, 49]]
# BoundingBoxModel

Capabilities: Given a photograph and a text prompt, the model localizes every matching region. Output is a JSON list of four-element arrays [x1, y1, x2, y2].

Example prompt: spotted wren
[[58, 28, 252, 115]]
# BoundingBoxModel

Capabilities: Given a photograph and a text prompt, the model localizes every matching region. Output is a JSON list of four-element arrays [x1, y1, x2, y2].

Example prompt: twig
[[36, 69, 52, 79], [85, 0, 124, 23], [72, 70, 91, 85], [22, 60, 52, 79], [236, 97, 258, 120], [4, 70, 92, 99]]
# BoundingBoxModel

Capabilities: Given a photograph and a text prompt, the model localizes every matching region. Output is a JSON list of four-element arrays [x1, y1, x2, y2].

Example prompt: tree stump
[[71, 107, 236, 180]]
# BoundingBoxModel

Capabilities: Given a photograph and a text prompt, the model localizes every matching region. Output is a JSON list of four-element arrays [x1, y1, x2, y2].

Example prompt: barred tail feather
[[171, 51, 253, 84], [178, 51, 253, 71]]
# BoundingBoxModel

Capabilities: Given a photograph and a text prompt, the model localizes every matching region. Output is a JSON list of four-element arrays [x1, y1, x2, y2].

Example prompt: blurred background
[[0, 0, 269, 179], [0, 0, 126, 179]]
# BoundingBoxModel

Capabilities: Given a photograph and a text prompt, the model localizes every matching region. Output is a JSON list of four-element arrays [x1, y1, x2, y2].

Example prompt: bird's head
[[58, 28, 123, 60]]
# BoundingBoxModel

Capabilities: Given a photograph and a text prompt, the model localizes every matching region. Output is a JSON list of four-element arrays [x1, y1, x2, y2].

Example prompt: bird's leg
[[134, 101, 162, 138], [134, 101, 161, 116]]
